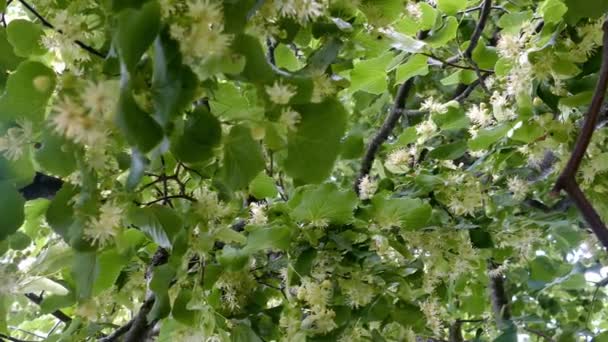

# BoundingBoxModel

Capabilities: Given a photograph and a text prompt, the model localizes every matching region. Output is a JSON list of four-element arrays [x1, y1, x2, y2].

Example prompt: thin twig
[[143, 194, 196, 206], [553, 20, 608, 250], [461, 4, 508, 14], [523, 328, 555, 342], [452, 73, 490, 103], [0, 333, 37, 342], [16, 0, 106, 58], [355, 78, 415, 193], [421, 53, 494, 73], [24, 293, 72, 324]]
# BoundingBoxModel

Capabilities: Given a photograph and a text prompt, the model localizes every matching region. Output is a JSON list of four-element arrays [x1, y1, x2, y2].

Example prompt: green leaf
[[594, 331, 608, 342], [46, 184, 76, 243], [231, 34, 275, 84], [218, 246, 250, 271], [115, 82, 163, 153], [437, 0, 466, 15], [223, 0, 257, 34], [232, 323, 263, 342], [209, 82, 264, 120], [539, 0, 568, 24], [530, 256, 558, 282], [425, 16, 458, 48], [350, 53, 392, 94], [115, 0, 160, 71], [148, 264, 175, 320], [285, 99, 348, 183], [494, 323, 517, 342], [0, 61, 56, 122], [72, 251, 97, 300], [93, 249, 128, 295], [511, 121, 544, 143], [128, 205, 183, 249], [171, 107, 222, 164], [221, 124, 265, 190], [559, 274, 586, 290], [40, 294, 76, 314], [340, 133, 364, 160], [371, 196, 432, 229], [243, 225, 292, 253], [428, 141, 467, 160], [34, 129, 78, 177], [0, 28, 25, 88], [275, 44, 302, 71], [395, 54, 429, 83], [152, 31, 198, 126], [468, 123, 511, 151], [420, 3, 438, 30], [172, 287, 196, 326], [0, 0, 6, 12], [472, 42, 499, 70], [8, 231, 30, 250], [564, 0, 608, 23], [289, 183, 358, 225], [0, 181, 25, 241], [497, 11, 534, 34], [249, 172, 278, 199], [6, 19, 45, 57]]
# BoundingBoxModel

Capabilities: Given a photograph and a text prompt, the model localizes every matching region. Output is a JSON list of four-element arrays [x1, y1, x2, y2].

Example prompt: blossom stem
[[15, 0, 106, 58]]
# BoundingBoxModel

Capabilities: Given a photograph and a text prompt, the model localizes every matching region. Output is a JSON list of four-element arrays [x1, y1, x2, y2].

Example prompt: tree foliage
[[1, 0, 608, 341]]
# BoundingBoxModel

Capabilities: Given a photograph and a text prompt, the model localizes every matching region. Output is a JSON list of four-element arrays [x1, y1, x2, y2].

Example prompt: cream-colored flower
[[82, 81, 118, 118], [416, 119, 438, 144], [311, 70, 335, 103], [274, 0, 325, 23], [358, 175, 377, 200], [280, 107, 301, 131], [84, 201, 124, 247], [385, 146, 417, 174], [507, 176, 528, 201], [420, 97, 447, 114], [249, 202, 268, 225], [467, 103, 492, 127], [0, 120, 32, 161], [266, 80, 297, 104]]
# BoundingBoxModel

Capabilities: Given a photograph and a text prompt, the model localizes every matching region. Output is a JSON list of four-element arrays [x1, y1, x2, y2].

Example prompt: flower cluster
[[0, 119, 33, 161], [170, 0, 232, 65], [84, 201, 124, 247]]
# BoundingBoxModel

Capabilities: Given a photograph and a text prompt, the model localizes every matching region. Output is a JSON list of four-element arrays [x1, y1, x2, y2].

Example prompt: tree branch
[[98, 296, 154, 342], [24, 293, 72, 324], [488, 262, 511, 329], [553, 20, 608, 250], [463, 0, 492, 60], [104, 247, 169, 342], [448, 321, 463, 342], [355, 78, 414, 193], [16, 0, 106, 58]]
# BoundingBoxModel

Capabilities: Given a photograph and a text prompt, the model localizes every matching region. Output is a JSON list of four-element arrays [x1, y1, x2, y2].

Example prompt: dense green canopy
[[1, 0, 608, 341]]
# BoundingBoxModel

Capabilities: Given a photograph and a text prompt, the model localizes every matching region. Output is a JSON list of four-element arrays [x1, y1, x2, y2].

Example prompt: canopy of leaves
[[1, 0, 608, 341]]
